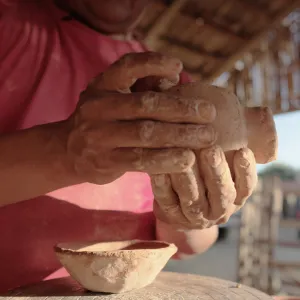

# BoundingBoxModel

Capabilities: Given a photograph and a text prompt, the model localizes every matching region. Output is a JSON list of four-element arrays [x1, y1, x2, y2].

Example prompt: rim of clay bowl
[[54, 240, 177, 257]]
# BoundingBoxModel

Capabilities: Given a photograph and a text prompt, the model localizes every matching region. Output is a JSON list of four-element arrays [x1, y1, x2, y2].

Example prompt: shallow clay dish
[[54, 240, 177, 293]]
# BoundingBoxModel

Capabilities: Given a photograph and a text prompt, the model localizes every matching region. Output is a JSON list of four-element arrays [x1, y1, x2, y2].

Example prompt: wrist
[[155, 218, 191, 242], [155, 218, 218, 258], [36, 120, 81, 185], [0, 120, 82, 206]]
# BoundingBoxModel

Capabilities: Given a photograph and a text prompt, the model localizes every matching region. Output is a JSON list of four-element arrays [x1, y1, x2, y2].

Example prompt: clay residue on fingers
[[158, 74, 180, 91], [93, 52, 183, 93], [244, 106, 278, 163], [137, 92, 216, 124], [132, 74, 179, 93], [170, 164, 209, 224], [136, 122, 217, 149], [199, 145, 236, 220], [131, 148, 195, 173], [151, 174, 188, 225], [233, 148, 257, 206]]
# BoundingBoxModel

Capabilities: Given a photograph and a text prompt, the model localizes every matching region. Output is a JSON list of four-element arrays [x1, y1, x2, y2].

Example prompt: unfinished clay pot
[[167, 82, 278, 164], [54, 240, 177, 293]]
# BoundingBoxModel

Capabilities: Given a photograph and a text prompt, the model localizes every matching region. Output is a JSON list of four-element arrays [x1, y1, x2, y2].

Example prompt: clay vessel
[[54, 240, 177, 293], [167, 82, 278, 165]]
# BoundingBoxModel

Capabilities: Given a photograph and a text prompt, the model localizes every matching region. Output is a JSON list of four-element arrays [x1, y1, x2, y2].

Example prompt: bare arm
[[0, 121, 79, 207], [156, 219, 218, 259], [0, 53, 216, 207]]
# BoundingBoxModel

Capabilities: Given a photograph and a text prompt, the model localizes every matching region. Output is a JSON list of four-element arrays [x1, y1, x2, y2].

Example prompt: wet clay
[[54, 240, 177, 294], [150, 82, 278, 228], [167, 82, 278, 165]]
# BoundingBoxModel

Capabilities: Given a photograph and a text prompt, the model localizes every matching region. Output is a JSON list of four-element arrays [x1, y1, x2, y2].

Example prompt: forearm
[[0, 121, 79, 207], [155, 219, 218, 259]]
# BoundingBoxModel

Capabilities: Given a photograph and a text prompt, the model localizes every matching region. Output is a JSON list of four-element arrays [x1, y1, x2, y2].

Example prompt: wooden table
[[2, 272, 274, 299]]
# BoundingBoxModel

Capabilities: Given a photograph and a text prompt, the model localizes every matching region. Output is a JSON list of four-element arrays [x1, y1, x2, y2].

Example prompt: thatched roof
[[136, 0, 300, 82]]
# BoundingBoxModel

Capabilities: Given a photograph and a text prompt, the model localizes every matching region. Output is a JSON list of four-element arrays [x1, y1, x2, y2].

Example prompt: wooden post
[[238, 176, 284, 294], [238, 178, 263, 288], [268, 177, 283, 295]]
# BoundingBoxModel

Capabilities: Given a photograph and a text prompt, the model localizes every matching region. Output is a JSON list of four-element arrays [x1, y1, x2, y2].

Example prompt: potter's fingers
[[90, 121, 216, 149], [233, 148, 257, 207], [109, 148, 195, 174], [82, 92, 216, 124], [170, 165, 210, 225], [90, 52, 182, 92], [151, 174, 188, 225], [131, 74, 180, 92], [200, 145, 237, 220]]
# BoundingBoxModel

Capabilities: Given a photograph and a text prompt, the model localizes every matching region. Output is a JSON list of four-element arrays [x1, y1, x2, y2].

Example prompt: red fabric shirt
[[0, 0, 191, 292]]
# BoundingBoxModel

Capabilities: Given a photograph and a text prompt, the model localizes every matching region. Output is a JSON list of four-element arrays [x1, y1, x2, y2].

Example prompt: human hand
[[151, 146, 257, 229], [64, 52, 217, 184]]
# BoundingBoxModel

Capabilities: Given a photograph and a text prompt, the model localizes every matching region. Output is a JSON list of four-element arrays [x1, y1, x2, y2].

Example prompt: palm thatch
[[137, 0, 299, 80], [220, 10, 300, 114], [136, 0, 300, 114]]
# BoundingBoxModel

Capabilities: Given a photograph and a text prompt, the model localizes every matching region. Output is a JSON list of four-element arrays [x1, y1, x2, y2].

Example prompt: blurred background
[[135, 0, 300, 297]]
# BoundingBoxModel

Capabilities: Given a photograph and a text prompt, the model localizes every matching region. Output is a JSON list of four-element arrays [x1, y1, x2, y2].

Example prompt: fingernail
[[178, 125, 216, 148], [197, 100, 216, 123], [198, 125, 217, 145], [239, 148, 253, 168], [153, 174, 168, 187], [159, 75, 179, 90], [240, 158, 250, 168], [206, 146, 222, 167], [169, 58, 183, 72], [139, 121, 155, 143], [239, 148, 251, 168], [173, 149, 195, 168]]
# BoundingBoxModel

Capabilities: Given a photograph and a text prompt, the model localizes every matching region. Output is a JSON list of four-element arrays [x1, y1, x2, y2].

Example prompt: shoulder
[[0, 1, 61, 59], [0, 1, 52, 18], [0, 1, 60, 37]]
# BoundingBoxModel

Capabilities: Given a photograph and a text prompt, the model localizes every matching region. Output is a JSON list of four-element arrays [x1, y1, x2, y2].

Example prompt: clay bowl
[[54, 240, 177, 293]]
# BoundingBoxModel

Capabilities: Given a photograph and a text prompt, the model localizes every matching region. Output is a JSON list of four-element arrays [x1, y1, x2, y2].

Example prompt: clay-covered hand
[[65, 52, 217, 184], [152, 146, 258, 229]]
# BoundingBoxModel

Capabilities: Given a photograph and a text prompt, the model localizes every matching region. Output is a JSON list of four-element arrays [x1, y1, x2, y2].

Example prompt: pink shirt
[[0, 0, 190, 292]]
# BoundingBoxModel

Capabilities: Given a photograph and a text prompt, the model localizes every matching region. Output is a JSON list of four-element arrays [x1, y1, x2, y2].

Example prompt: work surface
[[2, 272, 273, 299]]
